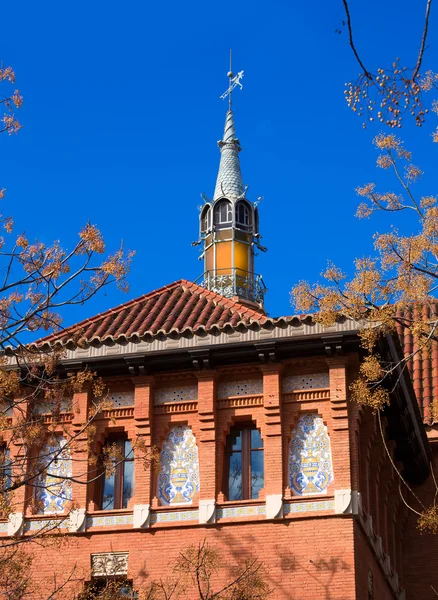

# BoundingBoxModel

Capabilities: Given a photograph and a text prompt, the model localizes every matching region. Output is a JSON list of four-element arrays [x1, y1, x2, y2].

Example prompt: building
[[5, 70, 438, 599]]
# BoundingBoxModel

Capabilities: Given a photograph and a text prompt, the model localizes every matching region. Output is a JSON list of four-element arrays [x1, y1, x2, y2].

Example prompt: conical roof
[[213, 110, 245, 202]]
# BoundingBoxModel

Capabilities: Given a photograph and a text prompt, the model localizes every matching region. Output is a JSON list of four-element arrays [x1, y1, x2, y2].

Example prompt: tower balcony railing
[[196, 268, 267, 305]]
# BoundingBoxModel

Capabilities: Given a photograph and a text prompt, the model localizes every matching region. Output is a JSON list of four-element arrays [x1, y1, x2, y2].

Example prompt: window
[[81, 579, 137, 599], [200, 205, 211, 233], [214, 201, 232, 228], [226, 424, 264, 501], [235, 202, 251, 229], [0, 445, 11, 493], [99, 437, 134, 510]]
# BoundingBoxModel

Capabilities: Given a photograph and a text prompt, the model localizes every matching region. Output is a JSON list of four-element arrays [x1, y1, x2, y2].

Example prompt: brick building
[[5, 71, 438, 599]]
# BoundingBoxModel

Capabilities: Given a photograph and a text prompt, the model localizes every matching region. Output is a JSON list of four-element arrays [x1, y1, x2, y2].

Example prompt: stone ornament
[[265, 494, 283, 519], [282, 373, 329, 393], [36, 437, 73, 514], [157, 426, 200, 505], [155, 384, 198, 405], [91, 552, 129, 577], [217, 379, 262, 399], [199, 499, 216, 524], [133, 504, 150, 528], [7, 512, 23, 537], [289, 414, 334, 496], [68, 508, 86, 533]]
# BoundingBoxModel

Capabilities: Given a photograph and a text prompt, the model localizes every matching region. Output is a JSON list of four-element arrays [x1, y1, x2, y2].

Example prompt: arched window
[[36, 436, 72, 514], [157, 426, 200, 506], [200, 205, 211, 233], [235, 202, 251, 229], [225, 423, 264, 501], [214, 201, 232, 228], [289, 414, 333, 496], [97, 435, 134, 510]]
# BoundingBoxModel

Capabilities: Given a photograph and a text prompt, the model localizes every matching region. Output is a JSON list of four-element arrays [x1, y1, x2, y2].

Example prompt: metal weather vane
[[219, 50, 244, 109]]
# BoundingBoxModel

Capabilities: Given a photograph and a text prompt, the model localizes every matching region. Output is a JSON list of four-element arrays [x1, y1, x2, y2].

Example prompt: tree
[[0, 64, 145, 596], [339, 0, 438, 134]]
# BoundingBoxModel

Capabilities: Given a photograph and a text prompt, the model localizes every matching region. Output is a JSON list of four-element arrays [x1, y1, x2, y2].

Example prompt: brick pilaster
[[70, 386, 90, 509], [196, 371, 217, 501], [131, 376, 154, 507], [261, 364, 283, 496], [327, 357, 351, 491]]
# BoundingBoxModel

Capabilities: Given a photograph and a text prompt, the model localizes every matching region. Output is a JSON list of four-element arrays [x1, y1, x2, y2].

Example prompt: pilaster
[[70, 385, 91, 510], [196, 371, 217, 506], [261, 364, 283, 500], [132, 376, 154, 508], [327, 357, 351, 491]]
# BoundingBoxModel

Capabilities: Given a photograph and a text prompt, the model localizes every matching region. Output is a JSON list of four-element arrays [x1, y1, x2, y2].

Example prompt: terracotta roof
[[397, 303, 438, 425], [37, 280, 274, 348]]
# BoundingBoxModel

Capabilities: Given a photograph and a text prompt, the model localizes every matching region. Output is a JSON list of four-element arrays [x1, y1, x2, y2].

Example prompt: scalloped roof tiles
[[38, 280, 271, 347]]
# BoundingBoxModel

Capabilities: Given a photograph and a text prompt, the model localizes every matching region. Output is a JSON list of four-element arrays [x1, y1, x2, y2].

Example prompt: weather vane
[[219, 49, 244, 109]]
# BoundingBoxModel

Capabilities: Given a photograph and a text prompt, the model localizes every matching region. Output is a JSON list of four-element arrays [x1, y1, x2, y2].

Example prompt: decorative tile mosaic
[[217, 379, 263, 399], [284, 500, 335, 514], [0, 522, 7, 533], [282, 373, 329, 393], [289, 414, 334, 496], [33, 398, 72, 415], [36, 438, 73, 514], [24, 519, 64, 532], [87, 514, 133, 528], [157, 426, 200, 506], [151, 510, 199, 524], [216, 505, 266, 519], [108, 392, 135, 407], [155, 384, 198, 405]]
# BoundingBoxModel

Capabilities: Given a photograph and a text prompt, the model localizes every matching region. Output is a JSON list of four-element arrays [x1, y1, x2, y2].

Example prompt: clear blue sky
[[1, 0, 437, 326]]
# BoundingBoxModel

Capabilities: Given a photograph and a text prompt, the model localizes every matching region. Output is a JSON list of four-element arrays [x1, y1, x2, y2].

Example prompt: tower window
[[98, 437, 134, 510], [214, 201, 232, 228], [200, 205, 211, 233], [225, 424, 264, 501], [235, 202, 252, 231]]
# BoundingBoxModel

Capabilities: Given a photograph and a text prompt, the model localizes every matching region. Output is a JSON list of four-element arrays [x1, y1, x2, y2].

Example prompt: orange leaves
[[0, 67, 15, 84], [79, 223, 105, 254]]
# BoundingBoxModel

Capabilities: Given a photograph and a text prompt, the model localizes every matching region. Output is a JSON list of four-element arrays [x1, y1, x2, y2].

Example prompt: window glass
[[226, 424, 264, 501], [101, 437, 134, 510], [102, 472, 115, 510], [251, 428, 263, 449], [228, 452, 243, 501], [251, 450, 264, 499]]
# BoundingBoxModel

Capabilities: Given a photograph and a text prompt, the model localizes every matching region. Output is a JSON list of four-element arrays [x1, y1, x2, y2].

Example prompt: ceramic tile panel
[[155, 384, 198, 405], [216, 505, 266, 519], [289, 414, 334, 496], [36, 438, 73, 514], [87, 514, 134, 528], [282, 373, 330, 392], [151, 510, 199, 524], [157, 426, 200, 505], [283, 500, 335, 514], [217, 379, 263, 399]]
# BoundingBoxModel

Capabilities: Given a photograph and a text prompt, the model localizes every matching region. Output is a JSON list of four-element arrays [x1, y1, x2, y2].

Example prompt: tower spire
[[195, 58, 267, 308]]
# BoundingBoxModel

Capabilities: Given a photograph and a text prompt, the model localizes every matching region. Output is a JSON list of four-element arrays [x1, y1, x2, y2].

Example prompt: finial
[[219, 49, 244, 108]]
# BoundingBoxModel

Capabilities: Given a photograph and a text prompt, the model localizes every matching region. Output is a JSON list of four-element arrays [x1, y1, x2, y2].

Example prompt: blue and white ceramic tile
[[216, 505, 266, 519], [155, 385, 198, 405], [108, 392, 135, 407], [282, 373, 330, 393], [217, 379, 263, 399], [151, 510, 199, 523], [283, 500, 334, 514], [289, 414, 334, 496], [157, 426, 200, 505], [36, 437, 73, 514]]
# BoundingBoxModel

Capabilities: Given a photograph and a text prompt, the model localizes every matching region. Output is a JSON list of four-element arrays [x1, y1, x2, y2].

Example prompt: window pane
[[102, 472, 115, 510], [124, 440, 133, 458], [228, 452, 243, 500], [229, 429, 242, 451], [251, 428, 263, 449], [123, 459, 134, 508], [251, 450, 264, 499]]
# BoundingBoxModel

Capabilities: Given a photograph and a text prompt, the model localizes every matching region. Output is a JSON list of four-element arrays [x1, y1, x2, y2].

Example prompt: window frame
[[224, 423, 264, 501], [214, 200, 232, 228], [99, 435, 134, 511]]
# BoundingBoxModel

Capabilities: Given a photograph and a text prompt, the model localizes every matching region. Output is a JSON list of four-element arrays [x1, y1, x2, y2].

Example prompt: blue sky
[[1, 0, 437, 326]]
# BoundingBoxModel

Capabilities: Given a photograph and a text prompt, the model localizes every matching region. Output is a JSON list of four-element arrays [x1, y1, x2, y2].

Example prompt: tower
[[195, 63, 267, 307]]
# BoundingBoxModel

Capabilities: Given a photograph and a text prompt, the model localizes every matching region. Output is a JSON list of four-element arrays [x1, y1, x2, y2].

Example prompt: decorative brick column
[[132, 376, 154, 528], [261, 364, 283, 519], [8, 394, 30, 534], [196, 371, 217, 524], [69, 385, 90, 530], [327, 357, 354, 510]]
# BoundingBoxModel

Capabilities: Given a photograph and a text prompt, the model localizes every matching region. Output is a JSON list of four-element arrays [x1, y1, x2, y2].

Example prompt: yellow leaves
[[374, 133, 400, 150], [420, 196, 436, 209], [360, 355, 384, 382], [16, 234, 28, 248], [322, 263, 346, 283], [79, 223, 105, 254], [376, 154, 392, 169], [350, 377, 389, 411], [3, 217, 13, 233], [417, 505, 438, 534], [0, 67, 16, 83], [405, 164, 423, 183], [356, 183, 375, 197], [11, 90, 23, 109]]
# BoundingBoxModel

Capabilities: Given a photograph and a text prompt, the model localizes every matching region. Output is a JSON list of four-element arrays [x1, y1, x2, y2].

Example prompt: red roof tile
[[38, 280, 269, 348]]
